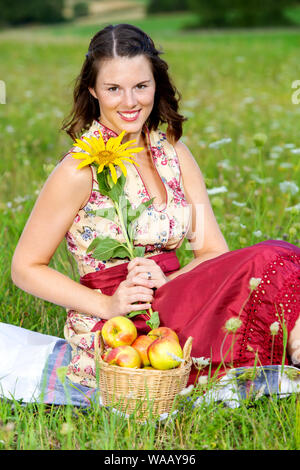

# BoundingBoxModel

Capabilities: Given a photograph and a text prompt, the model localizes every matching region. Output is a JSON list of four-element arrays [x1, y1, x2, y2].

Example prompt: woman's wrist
[[95, 291, 113, 320]]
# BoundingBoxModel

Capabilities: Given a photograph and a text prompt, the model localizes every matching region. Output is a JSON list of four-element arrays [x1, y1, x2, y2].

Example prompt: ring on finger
[[147, 271, 152, 280]]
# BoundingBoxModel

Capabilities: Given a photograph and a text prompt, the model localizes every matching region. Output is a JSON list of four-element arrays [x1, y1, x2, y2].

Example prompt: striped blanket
[[40, 340, 101, 407], [39, 339, 300, 410]]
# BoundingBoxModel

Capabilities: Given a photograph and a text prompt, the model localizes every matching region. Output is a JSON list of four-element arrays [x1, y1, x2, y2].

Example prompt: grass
[[0, 11, 300, 450]]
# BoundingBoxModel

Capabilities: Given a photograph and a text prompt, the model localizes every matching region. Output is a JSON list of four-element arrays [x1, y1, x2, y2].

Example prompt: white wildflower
[[198, 375, 208, 385], [270, 321, 280, 336], [207, 186, 228, 195], [208, 138, 232, 149], [224, 317, 242, 334], [290, 148, 300, 154], [179, 385, 194, 396], [217, 159, 232, 170], [285, 203, 300, 214], [279, 181, 299, 195], [249, 277, 262, 291], [203, 125, 215, 133], [255, 384, 266, 401], [279, 162, 293, 169], [60, 422, 75, 435], [232, 201, 246, 207], [192, 356, 211, 369], [253, 230, 262, 237]]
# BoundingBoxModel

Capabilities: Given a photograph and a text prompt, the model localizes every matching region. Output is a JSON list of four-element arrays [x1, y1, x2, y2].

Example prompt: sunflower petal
[[109, 163, 118, 184], [73, 138, 93, 155], [71, 152, 91, 160], [76, 158, 94, 169], [97, 162, 106, 173], [106, 130, 126, 152], [115, 159, 127, 178], [116, 147, 144, 157], [119, 156, 140, 167], [116, 139, 139, 152], [91, 135, 105, 154]]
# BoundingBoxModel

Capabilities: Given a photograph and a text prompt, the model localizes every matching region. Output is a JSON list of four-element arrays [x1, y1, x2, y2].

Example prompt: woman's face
[[89, 55, 156, 138]]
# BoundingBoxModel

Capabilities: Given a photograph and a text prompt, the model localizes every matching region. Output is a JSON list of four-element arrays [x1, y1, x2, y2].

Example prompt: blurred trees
[[147, 0, 189, 14], [187, 0, 299, 27], [0, 0, 66, 26]]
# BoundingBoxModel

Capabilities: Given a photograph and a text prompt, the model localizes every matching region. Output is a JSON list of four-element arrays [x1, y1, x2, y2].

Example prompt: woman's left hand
[[126, 257, 169, 290]]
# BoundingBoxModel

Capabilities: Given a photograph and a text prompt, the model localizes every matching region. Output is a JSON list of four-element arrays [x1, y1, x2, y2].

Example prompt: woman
[[10, 24, 300, 389]]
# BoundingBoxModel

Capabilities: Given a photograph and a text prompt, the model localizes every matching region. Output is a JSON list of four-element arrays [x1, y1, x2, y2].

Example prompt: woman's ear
[[88, 87, 97, 100]]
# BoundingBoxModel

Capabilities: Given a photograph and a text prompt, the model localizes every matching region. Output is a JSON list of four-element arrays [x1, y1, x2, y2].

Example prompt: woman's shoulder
[[53, 151, 92, 207]]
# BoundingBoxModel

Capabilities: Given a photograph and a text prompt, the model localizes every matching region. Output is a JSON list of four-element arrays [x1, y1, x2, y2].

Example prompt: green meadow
[[0, 12, 300, 450]]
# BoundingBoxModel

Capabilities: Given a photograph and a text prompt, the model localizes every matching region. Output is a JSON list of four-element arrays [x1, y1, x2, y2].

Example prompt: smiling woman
[[7, 23, 300, 398]]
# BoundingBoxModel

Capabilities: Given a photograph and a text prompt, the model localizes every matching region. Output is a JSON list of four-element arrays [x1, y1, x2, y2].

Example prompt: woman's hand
[[126, 257, 169, 290], [103, 278, 155, 318]]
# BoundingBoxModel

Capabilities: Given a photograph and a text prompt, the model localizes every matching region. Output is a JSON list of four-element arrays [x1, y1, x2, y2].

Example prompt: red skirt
[[80, 240, 300, 385]]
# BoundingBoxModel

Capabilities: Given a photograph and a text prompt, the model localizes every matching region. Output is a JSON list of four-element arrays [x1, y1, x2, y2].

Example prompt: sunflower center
[[99, 150, 113, 159]]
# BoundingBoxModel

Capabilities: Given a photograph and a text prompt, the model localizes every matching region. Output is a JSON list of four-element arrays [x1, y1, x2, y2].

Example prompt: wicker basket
[[94, 330, 193, 420]]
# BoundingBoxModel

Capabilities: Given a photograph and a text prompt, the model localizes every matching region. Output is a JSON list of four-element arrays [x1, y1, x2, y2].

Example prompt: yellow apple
[[148, 337, 183, 370], [103, 345, 142, 368], [131, 335, 155, 367], [148, 327, 179, 343], [101, 316, 137, 348]]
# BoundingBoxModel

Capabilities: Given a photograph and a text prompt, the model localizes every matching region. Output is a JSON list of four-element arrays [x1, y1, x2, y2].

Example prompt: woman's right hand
[[103, 278, 154, 318]]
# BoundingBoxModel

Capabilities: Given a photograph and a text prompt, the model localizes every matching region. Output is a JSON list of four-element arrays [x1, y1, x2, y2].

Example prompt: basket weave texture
[[94, 330, 193, 419]]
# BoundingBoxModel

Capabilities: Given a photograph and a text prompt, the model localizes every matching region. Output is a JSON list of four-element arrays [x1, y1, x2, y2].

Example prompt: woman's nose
[[122, 89, 138, 108]]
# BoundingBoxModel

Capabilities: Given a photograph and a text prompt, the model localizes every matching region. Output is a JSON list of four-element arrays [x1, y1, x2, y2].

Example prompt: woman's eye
[[137, 84, 146, 89], [108, 86, 118, 92]]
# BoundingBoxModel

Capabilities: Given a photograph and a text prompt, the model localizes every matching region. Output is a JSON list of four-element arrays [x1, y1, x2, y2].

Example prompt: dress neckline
[[93, 119, 168, 213]]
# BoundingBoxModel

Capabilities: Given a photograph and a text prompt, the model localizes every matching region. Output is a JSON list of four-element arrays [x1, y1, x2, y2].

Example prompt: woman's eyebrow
[[103, 80, 152, 86]]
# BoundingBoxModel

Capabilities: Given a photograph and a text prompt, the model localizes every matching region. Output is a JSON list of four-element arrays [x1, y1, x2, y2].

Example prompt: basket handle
[[180, 336, 193, 368], [94, 329, 104, 362]]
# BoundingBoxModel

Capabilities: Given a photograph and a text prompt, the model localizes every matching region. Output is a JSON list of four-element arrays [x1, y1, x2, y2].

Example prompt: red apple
[[148, 337, 183, 370], [101, 316, 137, 348], [148, 327, 179, 343], [103, 345, 142, 368], [131, 335, 155, 367]]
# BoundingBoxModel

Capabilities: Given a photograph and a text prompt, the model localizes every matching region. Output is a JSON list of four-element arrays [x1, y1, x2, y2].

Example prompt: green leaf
[[96, 168, 111, 196], [127, 197, 155, 225], [133, 245, 146, 257], [146, 311, 160, 330], [92, 207, 118, 222], [108, 172, 126, 203], [87, 236, 129, 261]]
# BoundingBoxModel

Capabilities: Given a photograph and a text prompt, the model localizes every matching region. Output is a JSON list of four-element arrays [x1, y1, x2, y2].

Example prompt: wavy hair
[[61, 23, 186, 144]]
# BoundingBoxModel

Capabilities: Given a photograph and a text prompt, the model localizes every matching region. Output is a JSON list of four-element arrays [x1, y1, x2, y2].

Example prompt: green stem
[[112, 200, 135, 260]]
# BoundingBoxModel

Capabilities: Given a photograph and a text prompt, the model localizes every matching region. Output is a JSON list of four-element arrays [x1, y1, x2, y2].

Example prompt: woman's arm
[[11, 156, 112, 319], [167, 140, 229, 281]]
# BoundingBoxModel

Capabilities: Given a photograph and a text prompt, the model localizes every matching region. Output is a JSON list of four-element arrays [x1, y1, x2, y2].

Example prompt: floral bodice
[[64, 120, 191, 277]]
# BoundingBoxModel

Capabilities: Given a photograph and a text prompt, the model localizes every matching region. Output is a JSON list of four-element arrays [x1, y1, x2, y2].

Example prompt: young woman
[[10, 24, 300, 388]]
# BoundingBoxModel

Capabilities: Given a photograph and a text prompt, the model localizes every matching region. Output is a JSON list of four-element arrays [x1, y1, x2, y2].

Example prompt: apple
[[103, 345, 142, 368], [148, 337, 183, 370], [148, 327, 179, 343], [101, 316, 137, 348], [131, 335, 155, 367]]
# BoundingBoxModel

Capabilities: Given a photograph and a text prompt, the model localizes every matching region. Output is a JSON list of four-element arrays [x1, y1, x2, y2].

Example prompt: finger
[[128, 302, 152, 311], [130, 292, 154, 303], [127, 257, 156, 271], [128, 265, 158, 279], [127, 276, 154, 289]]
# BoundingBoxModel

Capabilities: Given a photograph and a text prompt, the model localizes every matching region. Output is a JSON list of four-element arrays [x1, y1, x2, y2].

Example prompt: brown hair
[[61, 23, 186, 144]]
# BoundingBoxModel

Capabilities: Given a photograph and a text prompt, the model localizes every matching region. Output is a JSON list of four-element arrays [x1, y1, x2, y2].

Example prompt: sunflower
[[70, 130, 144, 184]]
